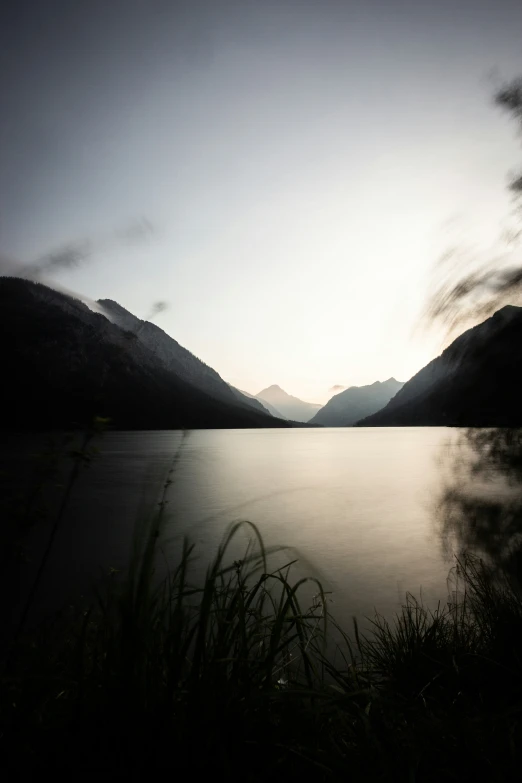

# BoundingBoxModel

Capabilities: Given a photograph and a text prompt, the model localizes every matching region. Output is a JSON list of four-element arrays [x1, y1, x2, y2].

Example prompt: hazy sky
[[2, 0, 522, 402]]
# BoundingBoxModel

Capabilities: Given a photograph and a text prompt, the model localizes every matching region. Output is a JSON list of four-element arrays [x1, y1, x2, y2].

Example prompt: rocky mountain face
[[359, 305, 522, 427], [1, 278, 288, 431], [256, 385, 321, 423], [309, 378, 404, 426]]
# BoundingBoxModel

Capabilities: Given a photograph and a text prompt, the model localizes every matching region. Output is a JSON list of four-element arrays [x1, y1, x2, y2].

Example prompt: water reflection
[[436, 428, 522, 587], [2, 429, 455, 630]]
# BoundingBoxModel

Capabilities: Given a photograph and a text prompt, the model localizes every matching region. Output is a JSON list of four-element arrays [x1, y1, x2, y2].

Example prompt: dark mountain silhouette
[[309, 378, 404, 426], [358, 305, 522, 427], [0, 278, 289, 431], [256, 385, 321, 423], [99, 299, 238, 405]]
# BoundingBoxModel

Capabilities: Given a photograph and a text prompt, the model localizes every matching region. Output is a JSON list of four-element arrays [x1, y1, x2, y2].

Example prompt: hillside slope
[[256, 385, 321, 422], [359, 306, 522, 427], [98, 299, 238, 405], [0, 278, 288, 431], [309, 379, 404, 426]]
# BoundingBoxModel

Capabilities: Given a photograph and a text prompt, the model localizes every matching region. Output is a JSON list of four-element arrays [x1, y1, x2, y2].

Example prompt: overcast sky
[[1, 0, 521, 402]]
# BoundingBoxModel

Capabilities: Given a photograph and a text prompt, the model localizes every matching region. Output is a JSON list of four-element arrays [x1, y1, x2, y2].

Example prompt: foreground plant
[[3, 498, 522, 780]]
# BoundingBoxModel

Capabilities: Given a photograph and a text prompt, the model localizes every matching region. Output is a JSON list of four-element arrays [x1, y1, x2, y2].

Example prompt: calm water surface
[[4, 427, 463, 630]]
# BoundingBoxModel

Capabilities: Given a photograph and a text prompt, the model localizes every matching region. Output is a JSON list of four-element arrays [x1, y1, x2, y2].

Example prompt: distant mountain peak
[[309, 378, 405, 427], [255, 384, 321, 422], [256, 384, 290, 400]]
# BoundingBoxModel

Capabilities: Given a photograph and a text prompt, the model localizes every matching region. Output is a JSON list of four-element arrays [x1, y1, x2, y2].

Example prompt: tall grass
[[3, 452, 522, 779], [1, 507, 355, 778]]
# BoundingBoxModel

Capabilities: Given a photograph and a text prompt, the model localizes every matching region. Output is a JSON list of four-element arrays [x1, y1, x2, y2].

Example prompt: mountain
[[358, 305, 522, 427], [99, 301, 286, 423], [256, 385, 321, 423], [0, 277, 289, 431], [228, 386, 278, 417], [98, 299, 238, 405], [309, 378, 404, 426], [231, 387, 285, 419]]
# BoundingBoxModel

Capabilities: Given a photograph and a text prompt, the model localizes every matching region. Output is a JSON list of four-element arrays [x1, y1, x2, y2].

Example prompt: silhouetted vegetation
[[425, 77, 522, 335], [3, 432, 522, 780], [4, 69, 522, 781], [357, 77, 522, 429], [437, 427, 522, 589]]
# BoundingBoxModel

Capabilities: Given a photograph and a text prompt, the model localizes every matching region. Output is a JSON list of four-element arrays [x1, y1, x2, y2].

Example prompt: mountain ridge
[[358, 304, 522, 427], [98, 298, 239, 406], [0, 278, 289, 431], [255, 385, 322, 423], [309, 378, 404, 426]]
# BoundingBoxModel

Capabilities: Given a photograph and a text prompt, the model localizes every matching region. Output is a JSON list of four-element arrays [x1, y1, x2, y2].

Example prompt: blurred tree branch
[[425, 77, 522, 337]]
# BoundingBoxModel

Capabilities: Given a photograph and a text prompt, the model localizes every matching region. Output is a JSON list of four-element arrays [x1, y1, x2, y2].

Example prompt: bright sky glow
[[2, 0, 521, 403]]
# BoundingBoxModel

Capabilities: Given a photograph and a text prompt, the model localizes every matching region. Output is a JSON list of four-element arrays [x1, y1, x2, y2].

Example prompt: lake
[[3, 427, 478, 633]]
